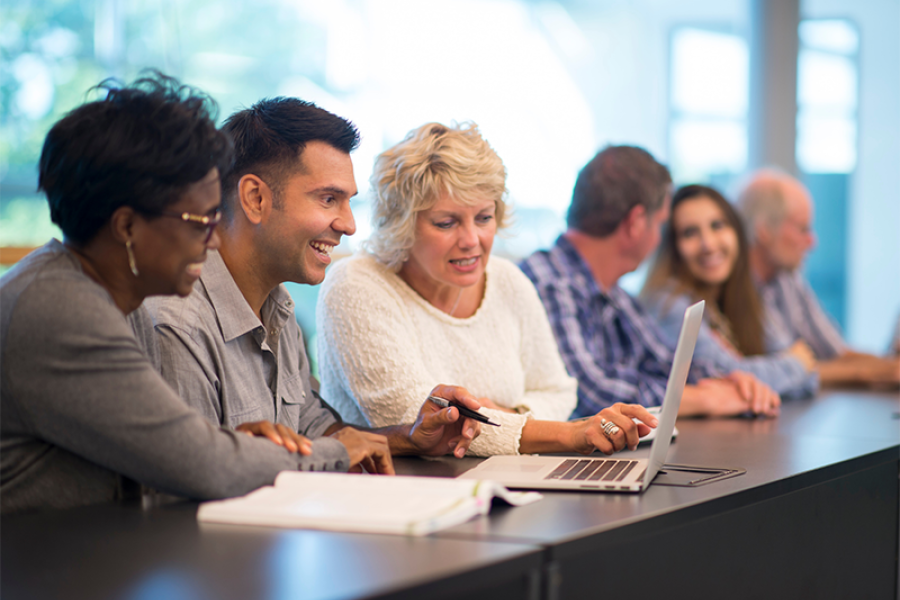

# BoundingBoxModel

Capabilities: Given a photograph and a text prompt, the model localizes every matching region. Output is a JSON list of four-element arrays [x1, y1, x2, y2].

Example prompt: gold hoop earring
[[126, 240, 139, 277]]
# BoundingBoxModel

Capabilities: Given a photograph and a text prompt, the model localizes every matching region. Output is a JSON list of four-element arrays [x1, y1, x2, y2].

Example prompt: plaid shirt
[[519, 236, 720, 417], [758, 269, 846, 360]]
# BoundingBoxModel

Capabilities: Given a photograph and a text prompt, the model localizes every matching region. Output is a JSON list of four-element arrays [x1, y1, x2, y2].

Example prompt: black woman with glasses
[[0, 72, 350, 514]]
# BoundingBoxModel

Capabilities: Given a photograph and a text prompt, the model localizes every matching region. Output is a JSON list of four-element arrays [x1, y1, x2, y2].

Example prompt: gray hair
[[365, 122, 509, 271], [736, 169, 792, 243]]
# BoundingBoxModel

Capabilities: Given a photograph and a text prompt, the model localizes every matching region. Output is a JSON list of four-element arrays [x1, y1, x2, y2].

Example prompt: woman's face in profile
[[673, 195, 739, 287], [133, 168, 222, 298], [402, 193, 497, 297]]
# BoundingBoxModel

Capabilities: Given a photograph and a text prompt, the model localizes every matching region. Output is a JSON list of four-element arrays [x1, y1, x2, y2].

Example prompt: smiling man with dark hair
[[137, 98, 481, 472]]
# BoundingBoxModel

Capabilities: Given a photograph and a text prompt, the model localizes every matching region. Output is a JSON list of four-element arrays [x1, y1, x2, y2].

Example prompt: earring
[[126, 240, 139, 277]]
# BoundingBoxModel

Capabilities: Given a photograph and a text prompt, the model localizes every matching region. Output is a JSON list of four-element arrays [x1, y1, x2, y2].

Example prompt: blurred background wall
[[2, 0, 897, 361]]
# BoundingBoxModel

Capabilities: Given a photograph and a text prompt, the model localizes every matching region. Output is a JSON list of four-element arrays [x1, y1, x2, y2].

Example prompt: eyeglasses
[[144, 208, 222, 243]]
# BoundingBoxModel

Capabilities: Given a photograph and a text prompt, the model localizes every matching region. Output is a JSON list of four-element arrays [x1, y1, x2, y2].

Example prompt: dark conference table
[[3, 390, 898, 600]]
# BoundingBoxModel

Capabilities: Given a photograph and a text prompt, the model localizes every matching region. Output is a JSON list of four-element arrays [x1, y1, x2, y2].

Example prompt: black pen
[[427, 396, 500, 427]]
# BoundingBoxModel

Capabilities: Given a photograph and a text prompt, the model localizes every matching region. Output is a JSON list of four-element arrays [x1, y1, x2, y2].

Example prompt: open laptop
[[458, 300, 704, 493]]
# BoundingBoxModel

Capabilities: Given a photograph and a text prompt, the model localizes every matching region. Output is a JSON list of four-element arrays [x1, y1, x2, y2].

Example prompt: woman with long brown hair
[[641, 184, 818, 397]]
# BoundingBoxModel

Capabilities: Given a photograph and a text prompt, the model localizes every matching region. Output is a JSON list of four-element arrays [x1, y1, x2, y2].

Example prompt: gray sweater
[[0, 240, 348, 514]]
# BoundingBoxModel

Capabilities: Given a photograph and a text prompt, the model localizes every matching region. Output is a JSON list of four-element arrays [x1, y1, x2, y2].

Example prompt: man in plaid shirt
[[520, 146, 780, 418]]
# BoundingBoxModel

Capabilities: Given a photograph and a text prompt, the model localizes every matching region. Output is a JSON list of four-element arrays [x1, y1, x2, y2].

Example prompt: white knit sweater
[[316, 253, 578, 456]]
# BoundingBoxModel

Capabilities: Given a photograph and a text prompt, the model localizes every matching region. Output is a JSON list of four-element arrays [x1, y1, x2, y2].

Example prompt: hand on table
[[694, 375, 779, 418], [235, 421, 313, 455], [726, 371, 781, 416], [330, 427, 395, 474]]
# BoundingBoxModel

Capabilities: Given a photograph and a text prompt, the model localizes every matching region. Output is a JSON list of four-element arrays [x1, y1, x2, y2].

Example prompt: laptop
[[458, 300, 704, 493]]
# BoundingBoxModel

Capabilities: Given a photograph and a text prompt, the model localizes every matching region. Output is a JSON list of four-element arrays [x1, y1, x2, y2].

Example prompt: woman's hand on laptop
[[572, 404, 659, 454]]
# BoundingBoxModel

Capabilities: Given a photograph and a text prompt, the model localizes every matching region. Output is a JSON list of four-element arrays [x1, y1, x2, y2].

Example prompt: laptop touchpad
[[480, 463, 546, 473]]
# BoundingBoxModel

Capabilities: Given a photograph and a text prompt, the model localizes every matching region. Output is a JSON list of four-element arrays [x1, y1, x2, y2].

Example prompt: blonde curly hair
[[365, 122, 509, 271]]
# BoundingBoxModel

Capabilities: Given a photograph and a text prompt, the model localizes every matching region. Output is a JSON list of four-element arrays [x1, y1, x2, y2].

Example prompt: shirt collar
[[201, 250, 295, 343]]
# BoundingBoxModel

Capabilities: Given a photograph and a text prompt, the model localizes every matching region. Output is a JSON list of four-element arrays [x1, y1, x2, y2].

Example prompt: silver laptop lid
[[640, 300, 705, 488]]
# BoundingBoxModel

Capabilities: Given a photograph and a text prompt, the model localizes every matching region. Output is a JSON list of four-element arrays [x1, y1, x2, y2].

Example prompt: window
[[796, 19, 859, 174], [795, 18, 859, 330], [668, 27, 749, 183]]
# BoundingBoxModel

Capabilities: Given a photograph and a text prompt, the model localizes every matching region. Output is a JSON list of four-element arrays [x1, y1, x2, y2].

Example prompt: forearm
[[677, 385, 712, 417], [87, 399, 350, 497], [372, 424, 417, 455], [814, 358, 858, 384], [736, 354, 817, 397], [327, 421, 425, 456], [518, 419, 572, 454], [291, 438, 351, 473], [817, 353, 900, 385], [518, 404, 657, 456]]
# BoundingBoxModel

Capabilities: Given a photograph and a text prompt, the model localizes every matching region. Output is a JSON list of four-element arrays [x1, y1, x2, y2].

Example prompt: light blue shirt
[[641, 287, 819, 398]]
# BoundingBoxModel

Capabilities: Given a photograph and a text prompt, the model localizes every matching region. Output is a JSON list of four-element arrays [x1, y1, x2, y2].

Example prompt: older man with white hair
[[738, 170, 899, 386]]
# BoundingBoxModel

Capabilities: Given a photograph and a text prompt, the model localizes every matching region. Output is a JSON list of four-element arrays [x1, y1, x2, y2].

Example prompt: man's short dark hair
[[220, 97, 360, 214], [567, 145, 672, 237], [38, 71, 232, 246]]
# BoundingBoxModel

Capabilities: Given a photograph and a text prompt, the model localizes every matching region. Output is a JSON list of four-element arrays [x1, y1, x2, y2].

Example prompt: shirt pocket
[[278, 373, 308, 430]]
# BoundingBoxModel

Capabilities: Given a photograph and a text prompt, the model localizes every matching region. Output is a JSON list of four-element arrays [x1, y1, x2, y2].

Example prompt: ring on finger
[[601, 421, 620, 437]]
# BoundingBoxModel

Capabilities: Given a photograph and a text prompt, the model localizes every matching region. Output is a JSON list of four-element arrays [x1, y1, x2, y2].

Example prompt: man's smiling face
[[263, 140, 358, 285]]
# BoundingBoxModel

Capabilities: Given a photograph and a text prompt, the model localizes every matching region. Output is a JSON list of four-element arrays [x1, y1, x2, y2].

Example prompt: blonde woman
[[318, 123, 656, 457]]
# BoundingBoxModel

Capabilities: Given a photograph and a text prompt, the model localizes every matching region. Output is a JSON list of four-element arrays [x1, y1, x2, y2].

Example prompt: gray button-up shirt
[[138, 251, 347, 471]]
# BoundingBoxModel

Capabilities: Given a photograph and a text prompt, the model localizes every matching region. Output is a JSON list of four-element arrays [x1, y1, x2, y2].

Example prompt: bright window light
[[670, 119, 747, 181], [799, 19, 859, 55], [797, 50, 857, 110], [12, 54, 54, 120], [796, 113, 857, 173], [671, 28, 748, 118], [668, 26, 749, 182], [354, 0, 596, 213], [796, 19, 859, 174]]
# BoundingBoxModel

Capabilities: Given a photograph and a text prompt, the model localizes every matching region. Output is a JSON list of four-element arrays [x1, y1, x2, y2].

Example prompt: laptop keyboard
[[544, 458, 639, 482]]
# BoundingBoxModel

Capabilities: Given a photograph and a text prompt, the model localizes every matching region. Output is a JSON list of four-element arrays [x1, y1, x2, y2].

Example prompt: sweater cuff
[[465, 410, 528, 457]]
